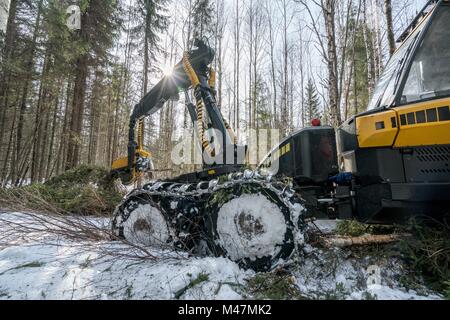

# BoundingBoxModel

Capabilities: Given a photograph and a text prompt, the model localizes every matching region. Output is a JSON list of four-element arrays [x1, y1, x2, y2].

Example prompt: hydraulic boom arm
[[111, 39, 237, 184]]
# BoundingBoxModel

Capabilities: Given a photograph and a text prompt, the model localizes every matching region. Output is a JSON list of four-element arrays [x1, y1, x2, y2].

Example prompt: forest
[[0, 0, 424, 186], [0, 0, 449, 302]]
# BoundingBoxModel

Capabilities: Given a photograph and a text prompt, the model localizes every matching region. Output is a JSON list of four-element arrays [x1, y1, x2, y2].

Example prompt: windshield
[[367, 29, 421, 110], [400, 6, 450, 104]]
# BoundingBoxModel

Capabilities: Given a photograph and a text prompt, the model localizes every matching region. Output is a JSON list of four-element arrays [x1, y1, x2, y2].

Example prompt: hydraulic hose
[[182, 52, 215, 157], [137, 119, 144, 150]]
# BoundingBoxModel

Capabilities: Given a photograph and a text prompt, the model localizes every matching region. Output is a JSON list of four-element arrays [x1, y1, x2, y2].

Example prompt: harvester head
[[111, 148, 153, 185]]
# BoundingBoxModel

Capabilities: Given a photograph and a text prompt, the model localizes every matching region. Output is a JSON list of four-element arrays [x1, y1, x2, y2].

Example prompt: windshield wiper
[[422, 88, 450, 99], [420, 91, 437, 99]]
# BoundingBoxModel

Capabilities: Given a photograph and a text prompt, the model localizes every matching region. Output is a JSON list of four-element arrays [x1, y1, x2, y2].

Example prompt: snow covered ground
[[0, 212, 251, 300], [0, 212, 443, 300]]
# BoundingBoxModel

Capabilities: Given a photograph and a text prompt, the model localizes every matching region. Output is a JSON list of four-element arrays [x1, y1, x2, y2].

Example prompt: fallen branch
[[0, 188, 189, 262], [174, 273, 210, 299], [322, 233, 411, 248]]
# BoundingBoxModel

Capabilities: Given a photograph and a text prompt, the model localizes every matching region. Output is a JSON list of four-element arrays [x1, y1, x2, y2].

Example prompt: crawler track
[[112, 172, 306, 271]]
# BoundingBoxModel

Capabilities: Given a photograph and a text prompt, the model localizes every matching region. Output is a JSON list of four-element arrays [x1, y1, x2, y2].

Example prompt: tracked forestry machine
[[111, 1, 450, 271]]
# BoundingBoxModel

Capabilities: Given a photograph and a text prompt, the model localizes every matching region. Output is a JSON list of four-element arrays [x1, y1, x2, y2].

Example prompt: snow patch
[[0, 243, 250, 300], [0, 213, 442, 300], [0, 212, 250, 300], [215, 194, 287, 261], [121, 204, 172, 247], [292, 244, 443, 300], [310, 220, 338, 234]]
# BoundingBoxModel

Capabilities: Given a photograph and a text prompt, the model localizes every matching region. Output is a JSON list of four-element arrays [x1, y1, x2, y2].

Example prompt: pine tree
[[191, 0, 215, 41], [132, 0, 169, 158], [134, 0, 168, 92], [350, 23, 371, 116], [305, 78, 321, 123], [0, 0, 46, 184], [255, 77, 271, 129], [66, 0, 121, 170]]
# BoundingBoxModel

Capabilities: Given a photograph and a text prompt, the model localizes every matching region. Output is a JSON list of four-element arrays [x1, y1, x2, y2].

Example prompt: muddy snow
[[0, 212, 443, 300]]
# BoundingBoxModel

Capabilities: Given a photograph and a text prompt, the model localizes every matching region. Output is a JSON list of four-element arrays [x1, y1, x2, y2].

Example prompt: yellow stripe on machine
[[393, 98, 450, 147], [356, 110, 398, 148], [356, 97, 450, 149]]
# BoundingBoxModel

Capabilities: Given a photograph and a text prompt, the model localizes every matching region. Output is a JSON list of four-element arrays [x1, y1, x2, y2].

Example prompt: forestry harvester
[[111, 0, 450, 271]]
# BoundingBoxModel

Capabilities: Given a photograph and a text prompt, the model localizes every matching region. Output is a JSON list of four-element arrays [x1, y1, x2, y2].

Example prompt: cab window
[[367, 30, 420, 110], [401, 7, 450, 104]]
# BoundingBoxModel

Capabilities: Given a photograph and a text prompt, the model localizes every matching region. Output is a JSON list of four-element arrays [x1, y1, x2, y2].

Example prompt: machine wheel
[[112, 193, 174, 247], [204, 183, 295, 271]]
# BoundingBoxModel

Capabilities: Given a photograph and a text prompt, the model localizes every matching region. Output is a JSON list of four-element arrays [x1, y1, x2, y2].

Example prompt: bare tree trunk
[[31, 53, 51, 183], [56, 81, 72, 175], [1, 94, 17, 185], [345, 0, 362, 119], [234, 0, 240, 140], [337, 0, 354, 122], [372, 0, 383, 78], [15, 0, 43, 184], [46, 85, 64, 180], [87, 71, 103, 165], [66, 53, 88, 170], [216, 0, 225, 109], [45, 94, 61, 180], [66, 5, 92, 171], [107, 95, 114, 167], [136, 10, 153, 187], [298, 26, 305, 128], [266, 1, 277, 129], [111, 78, 122, 165], [0, 0, 17, 149], [66, 4, 97, 170], [353, 59, 359, 115], [289, 51, 294, 131], [384, 0, 396, 57], [362, 0, 376, 96], [324, 0, 341, 126], [252, 5, 263, 131], [247, 0, 253, 131], [143, 20, 150, 95], [38, 95, 51, 182], [281, 0, 289, 135]]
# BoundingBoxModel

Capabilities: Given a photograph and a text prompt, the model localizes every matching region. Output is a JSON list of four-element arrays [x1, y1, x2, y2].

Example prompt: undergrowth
[[445, 281, 450, 300], [246, 272, 304, 300], [336, 219, 398, 237], [398, 215, 450, 295], [0, 165, 122, 216]]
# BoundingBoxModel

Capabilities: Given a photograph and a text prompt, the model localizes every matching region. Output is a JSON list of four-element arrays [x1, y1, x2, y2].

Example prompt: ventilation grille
[[404, 146, 450, 182], [416, 146, 450, 163], [420, 168, 450, 174]]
